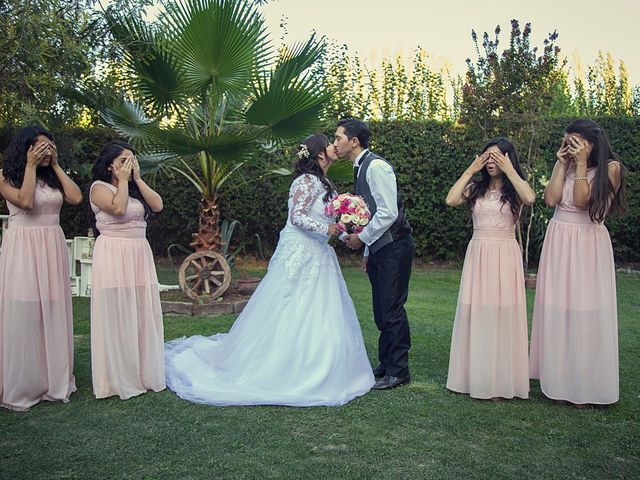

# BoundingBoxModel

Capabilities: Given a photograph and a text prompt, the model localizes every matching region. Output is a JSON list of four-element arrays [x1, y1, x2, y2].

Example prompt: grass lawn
[[1, 264, 639, 479]]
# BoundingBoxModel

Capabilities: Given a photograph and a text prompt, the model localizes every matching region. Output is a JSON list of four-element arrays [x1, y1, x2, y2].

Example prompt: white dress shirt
[[353, 149, 399, 257]]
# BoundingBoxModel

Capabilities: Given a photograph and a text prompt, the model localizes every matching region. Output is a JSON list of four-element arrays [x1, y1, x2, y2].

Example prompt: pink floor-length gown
[[0, 183, 76, 411], [446, 191, 529, 399], [90, 180, 165, 399], [530, 166, 618, 405]]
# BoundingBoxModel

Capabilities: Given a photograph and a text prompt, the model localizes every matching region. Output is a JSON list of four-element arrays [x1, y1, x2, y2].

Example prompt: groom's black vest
[[356, 151, 412, 254]]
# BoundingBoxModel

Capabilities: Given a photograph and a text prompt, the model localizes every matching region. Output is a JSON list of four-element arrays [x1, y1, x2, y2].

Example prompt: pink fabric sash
[[8, 213, 59, 227], [553, 209, 597, 225], [472, 229, 515, 240], [99, 227, 147, 239]]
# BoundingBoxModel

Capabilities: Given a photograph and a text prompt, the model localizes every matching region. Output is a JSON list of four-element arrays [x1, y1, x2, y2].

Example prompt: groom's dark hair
[[336, 118, 370, 149]]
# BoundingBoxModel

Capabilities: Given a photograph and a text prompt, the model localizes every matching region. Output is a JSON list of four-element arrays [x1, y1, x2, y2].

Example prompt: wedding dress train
[[165, 174, 374, 406]]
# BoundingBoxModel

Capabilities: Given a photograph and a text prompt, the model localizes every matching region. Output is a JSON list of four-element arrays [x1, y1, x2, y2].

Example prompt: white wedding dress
[[164, 174, 375, 406]]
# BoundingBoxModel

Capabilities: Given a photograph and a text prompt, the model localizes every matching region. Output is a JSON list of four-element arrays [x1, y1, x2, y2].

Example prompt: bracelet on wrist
[[574, 176, 588, 181]]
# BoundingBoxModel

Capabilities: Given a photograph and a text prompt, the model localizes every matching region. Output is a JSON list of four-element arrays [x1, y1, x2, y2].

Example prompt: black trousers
[[367, 235, 414, 377]]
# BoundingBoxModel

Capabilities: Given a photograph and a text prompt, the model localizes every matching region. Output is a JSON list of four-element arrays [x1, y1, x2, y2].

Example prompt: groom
[[333, 118, 414, 390]]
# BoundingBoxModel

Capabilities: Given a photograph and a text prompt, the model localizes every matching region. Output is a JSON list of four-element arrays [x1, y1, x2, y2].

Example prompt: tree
[[322, 44, 452, 121], [0, 0, 96, 127], [0, 0, 157, 128], [461, 20, 565, 135], [584, 53, 635, 116], [81, 0, 329, 253]]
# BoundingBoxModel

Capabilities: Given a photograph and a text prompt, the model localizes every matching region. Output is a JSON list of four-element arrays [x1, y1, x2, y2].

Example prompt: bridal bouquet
[[325, 193, 371, 245]]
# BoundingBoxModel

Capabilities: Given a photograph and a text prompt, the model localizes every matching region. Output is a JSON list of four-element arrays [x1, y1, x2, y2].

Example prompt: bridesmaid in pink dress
[[530, 119, 627, 407], [445, 138, 536, 400], [0, 126, 83, 410], [89, 141, 165, 400]]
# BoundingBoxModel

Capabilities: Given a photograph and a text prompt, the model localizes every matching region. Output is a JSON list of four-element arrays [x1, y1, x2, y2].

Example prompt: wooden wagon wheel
[[178, 251, 231, 302]]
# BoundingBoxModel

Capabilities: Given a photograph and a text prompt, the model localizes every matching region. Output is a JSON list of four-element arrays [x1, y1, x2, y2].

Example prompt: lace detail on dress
[[265, 175, 337, 306], [289, 174, 329, 235], [472, 192, 516, 232], [485, 190, 502, 201], [6, 182, 63, 218], [90, 180, 147, 232]]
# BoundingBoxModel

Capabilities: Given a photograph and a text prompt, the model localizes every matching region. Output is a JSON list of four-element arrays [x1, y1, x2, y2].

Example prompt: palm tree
[[86, 0, 330, 252]]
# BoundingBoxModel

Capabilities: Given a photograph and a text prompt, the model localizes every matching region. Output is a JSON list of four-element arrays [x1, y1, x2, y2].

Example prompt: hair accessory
[[297, 144, 310, 159]]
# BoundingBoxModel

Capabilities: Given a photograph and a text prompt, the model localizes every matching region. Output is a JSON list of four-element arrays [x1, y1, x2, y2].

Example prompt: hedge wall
[[1, 117, 638, 264], [222, 117, 640, 265]]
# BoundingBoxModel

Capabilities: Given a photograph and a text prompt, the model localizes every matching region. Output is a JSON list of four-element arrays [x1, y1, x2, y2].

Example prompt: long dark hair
[[465, 137, 525, 221], [89, 141, 152, 231], [565, 119, 627, 222], [2, 125, 62, 191], [294, 134, 335, 202]]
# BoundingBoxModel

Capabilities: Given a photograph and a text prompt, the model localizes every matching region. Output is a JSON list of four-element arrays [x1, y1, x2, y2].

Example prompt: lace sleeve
[[289, 174, 329, 235]]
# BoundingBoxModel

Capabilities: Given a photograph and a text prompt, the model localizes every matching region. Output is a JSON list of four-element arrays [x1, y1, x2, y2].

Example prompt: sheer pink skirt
[[0, 217, 76, 410], [447, 229, 529, 399], [90, 229, 165, 399], [530, 210, 618, 405]]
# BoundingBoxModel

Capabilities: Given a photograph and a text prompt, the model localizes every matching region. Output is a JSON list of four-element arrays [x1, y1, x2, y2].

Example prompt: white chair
[[67, 239, 80, 296], [73, 236, 91, 263], [0, 214, 9, 252], [0, 214, 9, 230], [73, 236, 96, 297], [79, 259, 93, 297]]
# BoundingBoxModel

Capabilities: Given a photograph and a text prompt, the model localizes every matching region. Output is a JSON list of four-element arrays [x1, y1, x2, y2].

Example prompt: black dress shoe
[[372, 375, 410, 390], [372, 366, 386, 378]]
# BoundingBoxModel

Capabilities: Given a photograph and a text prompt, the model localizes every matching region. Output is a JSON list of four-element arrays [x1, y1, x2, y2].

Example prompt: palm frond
[[212, 160, 246, 191], [245, 35, 330, 142], [64, 85, 102, 112], [138, 151, 206, 193], [162, 0, 272, 98], [246, 77, 331, 142], [164, 163, 207, 193], [159, 125, 264, 165], [272, 34, 326, 85], [101, 99, 157, 148], [104, 11, 188, 115]]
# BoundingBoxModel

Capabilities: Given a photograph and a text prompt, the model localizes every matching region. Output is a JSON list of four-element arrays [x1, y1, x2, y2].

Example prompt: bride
[[165, 134, 375, 406]]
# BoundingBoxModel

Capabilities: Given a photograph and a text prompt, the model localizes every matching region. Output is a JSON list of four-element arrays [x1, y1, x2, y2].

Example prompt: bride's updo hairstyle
[[294, 133, 335, 202]]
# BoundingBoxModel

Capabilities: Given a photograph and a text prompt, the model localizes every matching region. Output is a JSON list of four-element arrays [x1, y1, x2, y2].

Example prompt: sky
[[258, 0, 639, 84]]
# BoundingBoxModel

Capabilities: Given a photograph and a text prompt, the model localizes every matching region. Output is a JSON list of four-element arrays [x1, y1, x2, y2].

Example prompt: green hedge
[[221, 117, 640, 265], [1, 117, 638, 264]]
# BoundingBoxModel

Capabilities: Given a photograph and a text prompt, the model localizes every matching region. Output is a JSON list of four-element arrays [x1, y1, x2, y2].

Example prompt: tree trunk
[[190, 196, 222, 253]]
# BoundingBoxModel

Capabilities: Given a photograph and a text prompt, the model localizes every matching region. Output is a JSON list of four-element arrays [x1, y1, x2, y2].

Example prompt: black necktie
[[353, 164, 360, 186]]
